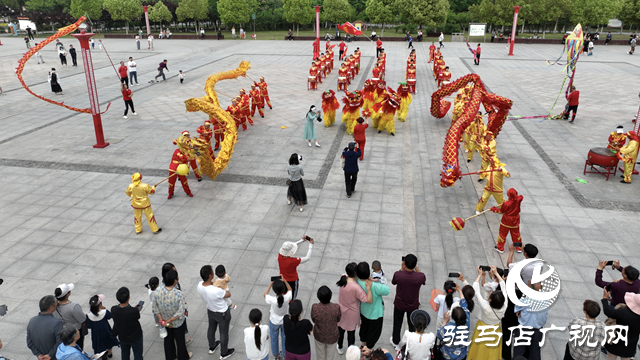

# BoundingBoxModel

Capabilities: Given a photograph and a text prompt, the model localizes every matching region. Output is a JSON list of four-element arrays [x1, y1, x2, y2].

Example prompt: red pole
[[71, 30, 110, 148], [508, 6, 520, 56], [315, 6, 321, 39], [144, 6, 151, 37]]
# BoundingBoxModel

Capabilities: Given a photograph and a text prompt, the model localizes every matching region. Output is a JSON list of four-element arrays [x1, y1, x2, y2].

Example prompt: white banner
[[469, 24, 486, 37]]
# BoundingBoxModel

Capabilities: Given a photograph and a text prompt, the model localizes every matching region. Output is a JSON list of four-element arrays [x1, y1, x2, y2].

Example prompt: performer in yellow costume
[[478, 131, 497, 181], [476, 159, 510, 213], [466, 112, 486, 161], [619, 131, 639, 184], [127, 173, 161, 234]]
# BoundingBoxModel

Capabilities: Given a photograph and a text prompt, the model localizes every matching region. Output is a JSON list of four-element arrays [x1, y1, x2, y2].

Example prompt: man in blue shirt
[[512, 282, 549, 360]]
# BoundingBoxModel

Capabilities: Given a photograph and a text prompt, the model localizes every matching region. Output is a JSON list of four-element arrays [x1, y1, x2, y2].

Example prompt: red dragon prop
[[431, 74, 513, 188], [16, 16, 94, 114]]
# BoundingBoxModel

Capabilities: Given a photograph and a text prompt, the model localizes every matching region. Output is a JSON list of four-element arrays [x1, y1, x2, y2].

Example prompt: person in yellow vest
[[478, 131, 497, 182], [619, 131, 639, 184], [126, 173, 162, 234], [466, 113, 486, 161], [476, 158, 510, 213]]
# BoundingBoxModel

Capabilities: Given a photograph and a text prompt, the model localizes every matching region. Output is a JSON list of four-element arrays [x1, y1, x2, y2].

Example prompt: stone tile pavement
[[0, 35, 639, 359]]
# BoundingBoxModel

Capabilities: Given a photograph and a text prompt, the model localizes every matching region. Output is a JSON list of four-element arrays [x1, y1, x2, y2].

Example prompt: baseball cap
[[56, 283, 75, 297]]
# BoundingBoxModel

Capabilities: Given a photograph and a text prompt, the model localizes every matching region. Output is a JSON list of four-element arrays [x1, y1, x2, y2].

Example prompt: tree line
[[0, 0, 634, 35]]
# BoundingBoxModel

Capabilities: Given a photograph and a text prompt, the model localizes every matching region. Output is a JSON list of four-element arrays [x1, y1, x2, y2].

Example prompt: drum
[[407, 79, 416, 84], [338, 77, 347, 82], [587, 147, 619, 167]]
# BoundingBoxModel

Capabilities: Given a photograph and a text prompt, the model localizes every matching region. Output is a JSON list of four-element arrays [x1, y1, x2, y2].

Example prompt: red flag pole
[[508, 6, 520, 56]]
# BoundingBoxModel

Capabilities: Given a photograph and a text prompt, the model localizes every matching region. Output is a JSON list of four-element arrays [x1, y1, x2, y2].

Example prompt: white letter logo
[[506, 258, 560, 311]]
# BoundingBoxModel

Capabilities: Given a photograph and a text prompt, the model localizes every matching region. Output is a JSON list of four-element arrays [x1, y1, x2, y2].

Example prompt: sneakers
[[315, 142, 321, 147], [159, 326, 168, 338], [123, 116, 128, 119], [154, 228, 162, 234], [209, 341, 220, 354], [390, 337, 399, 350], [220, 348, 235, 360], [337, 344, 344, 355], [132, 112, 137, 116], [475, 211, 481, 215], [185, 336, 193, 346], [308, 142, 312, 147], [516, 247, 522, 253], [494, 245, 504, 254]]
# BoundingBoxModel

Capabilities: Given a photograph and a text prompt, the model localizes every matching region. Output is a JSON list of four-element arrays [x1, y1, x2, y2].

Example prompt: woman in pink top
[[336, 263, 372, 354]]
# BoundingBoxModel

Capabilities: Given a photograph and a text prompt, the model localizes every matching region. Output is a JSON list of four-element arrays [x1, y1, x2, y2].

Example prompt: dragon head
[[440, 163, 461, 188], [385, 87, 400, 108]]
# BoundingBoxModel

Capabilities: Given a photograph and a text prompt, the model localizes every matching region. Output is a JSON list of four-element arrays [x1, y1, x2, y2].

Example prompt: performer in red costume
[[177, 131, 203, 182], [168, 140, 193, 199], [313, 38, 320, 59], [372, 64, 382, 83], [354, 48, 361, 74], [197, 120, 216, 160], [258, 77, 273, 109], [228, 98, 241, 129], [376, 38, 383, 58], [406, 64, 417, 94], [314, 59, 323, 84], [240, 89, 253, 126], [353, 117, 368, 160], [250, 84, 265, 118], [309, 62, 319, 90], [491, 188, 523, 253], [338, 63, 349, 92], [326, 39, 332, 51], [326, 48, 335, 72], [211, 116, 224, 150]]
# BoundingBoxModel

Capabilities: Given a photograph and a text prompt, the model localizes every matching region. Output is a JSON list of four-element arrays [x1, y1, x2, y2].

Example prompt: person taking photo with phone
[[390, 254, 425, 349], [595, 260, 640, 306], [278, 236, 315, 300]]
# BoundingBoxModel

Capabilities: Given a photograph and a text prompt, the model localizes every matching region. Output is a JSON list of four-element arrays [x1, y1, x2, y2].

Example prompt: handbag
[[340, 156, 345, 169], [396, 336, 410, 360], [286, 179, 292, 186], [431, 338, 444, 360]]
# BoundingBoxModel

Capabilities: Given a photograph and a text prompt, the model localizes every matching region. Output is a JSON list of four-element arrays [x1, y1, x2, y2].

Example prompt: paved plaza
[[0, 34, 639, 359]]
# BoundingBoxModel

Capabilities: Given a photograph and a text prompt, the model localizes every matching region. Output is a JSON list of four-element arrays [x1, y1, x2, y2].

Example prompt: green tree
[[347, 0, 366, 16], [103, 0, 143, 34], [522, 0, 570, 36], [469, 0, 521, 27], [149, 0, 172, 27], [176, 0, 208, 31], [218, 0, 251, 25], [70, 0, 103, 19], [619, 0, 640, 29], [208, 0, 220, 22], [283, 0, 314, 34], [449, 0, 480, 13], [322, 0, 350, 26], [396, 0, 449, 28], [365, 0, 396, 35], [570, 0, 621, 28]]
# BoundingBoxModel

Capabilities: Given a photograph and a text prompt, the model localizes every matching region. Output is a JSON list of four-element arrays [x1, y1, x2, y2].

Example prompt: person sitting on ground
[[595, 260, 640, 306]]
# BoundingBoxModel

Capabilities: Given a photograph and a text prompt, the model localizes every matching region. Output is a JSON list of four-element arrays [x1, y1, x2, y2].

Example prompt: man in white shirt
[[197, 265, 235, 359], [127, 57, 139, 85], [438, 32, 445, 48], [135, 35, 140, 50]]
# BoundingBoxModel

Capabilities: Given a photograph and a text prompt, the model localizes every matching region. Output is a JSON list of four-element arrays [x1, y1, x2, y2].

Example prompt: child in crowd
[[433, 280, 459, 329], [179, 70, 186, 84], [371, 260, 386, 284], [214, 265, 237, 309], [588, 40, 594, 56], [145, 276, 167, 337], [86, 294, 119, 358], [244, 309, 270, 360]]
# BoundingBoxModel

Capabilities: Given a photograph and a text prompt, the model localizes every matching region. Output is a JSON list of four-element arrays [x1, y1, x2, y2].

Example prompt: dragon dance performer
[[211, 116, 224, 150], [168, 137, 194, 199], [176, 131, 203, 182], [354, 48, 361, 75], [372, 87, 400, 136], [396, 83, 412, 122], [372, 64, 382, 85], [127, 173, 162, 234], [314, 58, 323, 84], [466, 112, 486, 162], [619, 131, 640, 184], [478, 131, 498, 182], [250, 84, 264, 118], [434, 55, 445, 79], [348, 55, 356, 79], [234, 95, 247, 130], [475, 158, 510, 213], [452, 89, 466, 124], [227, 98, 241, 129], [406, 64, 416, 94], [309, 61, 319, 90], [608, 125, 626, 152], [239, 89, 253, 126], [258, 77, 273, 109], [341, 91, 363, 134], [338, 62, 350, 92], [326, 39, 332, 51], [319, 53, 328, 77], [428, 42, 436, 62], [322, 90, 340, 127], [491, 188, 523, 254], [197, 120, 216, 160]]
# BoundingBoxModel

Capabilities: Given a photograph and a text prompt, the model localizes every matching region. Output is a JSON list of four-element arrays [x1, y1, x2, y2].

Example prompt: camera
[[479, 265, 491, 272]]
